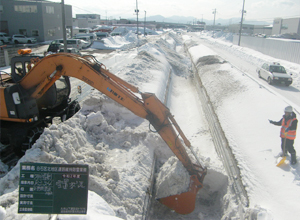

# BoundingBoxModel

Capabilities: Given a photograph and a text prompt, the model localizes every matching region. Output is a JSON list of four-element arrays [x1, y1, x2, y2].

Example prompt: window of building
[[14, 5, 37, 13], [19, 29, 27, 35], [0, 5, 3, 13], [32, 30, 39, 36], [48, 29, 55, 37], [46, 6, 54, 14]]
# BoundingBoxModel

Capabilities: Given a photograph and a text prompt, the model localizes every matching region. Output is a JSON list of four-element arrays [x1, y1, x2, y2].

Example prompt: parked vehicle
[[73, 28, 90, 36], [74, 36, 91, 48], [0, 32, 11, 44], [95, 32, 109, 39], [47, 43, 64, 53], [257, 62, 293, 86], [12, 34, 36, 44], [52, 39, 84, 50], [75, 33, 97, 42], [59, 48, 82, 56]]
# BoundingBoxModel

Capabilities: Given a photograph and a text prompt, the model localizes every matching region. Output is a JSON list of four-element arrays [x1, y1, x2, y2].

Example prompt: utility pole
[[106, 11, 108, 25], [212, 9, 216, 30], [61, 0, 67, 52], [238, 0, 246, 46], [144, 11, 146, 36], [135, 0, 139, 46]]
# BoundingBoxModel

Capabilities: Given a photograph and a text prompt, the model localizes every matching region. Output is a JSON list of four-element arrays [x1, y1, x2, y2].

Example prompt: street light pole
[[61, 0, 67, 52], [144, 11, 146, 36], [212, 9, 216, 30], [135, 0, 139, 46], [238, 0, 246, 46]]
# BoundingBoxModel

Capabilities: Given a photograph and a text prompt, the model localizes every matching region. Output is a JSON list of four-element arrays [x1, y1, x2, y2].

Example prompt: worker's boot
[[291, 153, 297, 165]]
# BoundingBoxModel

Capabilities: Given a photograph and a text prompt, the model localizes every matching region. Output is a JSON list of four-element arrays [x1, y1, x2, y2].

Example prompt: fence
[[232, 35, 300, 64]]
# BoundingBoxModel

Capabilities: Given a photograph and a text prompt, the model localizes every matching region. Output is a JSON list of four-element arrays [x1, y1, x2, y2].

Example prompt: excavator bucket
[[157, 175, 203, 215]]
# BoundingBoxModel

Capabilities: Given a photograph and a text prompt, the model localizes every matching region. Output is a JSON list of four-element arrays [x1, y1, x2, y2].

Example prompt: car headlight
[[288, 78, 292, 81], [274, 77, 279, 80]]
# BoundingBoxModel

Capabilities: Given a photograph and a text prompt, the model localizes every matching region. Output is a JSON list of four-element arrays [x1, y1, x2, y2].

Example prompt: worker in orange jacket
[[269, 106, 298, 165]]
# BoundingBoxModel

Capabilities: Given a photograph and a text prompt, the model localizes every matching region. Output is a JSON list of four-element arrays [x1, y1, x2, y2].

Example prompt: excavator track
[[0, 142, 19, 173]]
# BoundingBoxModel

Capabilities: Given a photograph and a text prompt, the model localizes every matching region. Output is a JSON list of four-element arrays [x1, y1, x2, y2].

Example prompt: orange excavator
[[0, 49, 206, 214]]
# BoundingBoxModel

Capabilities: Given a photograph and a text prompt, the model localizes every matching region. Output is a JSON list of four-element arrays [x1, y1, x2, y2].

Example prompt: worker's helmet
[[284, 106, 293, 113]]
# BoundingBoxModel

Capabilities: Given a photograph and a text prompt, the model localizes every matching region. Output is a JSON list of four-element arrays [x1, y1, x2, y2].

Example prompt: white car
[[0, 32, 11, 44], [74, 36, 91, 48], [59, 48, 82, 56], [12, 34, 37, 44], [257, 62, 293, 86], [52, 39, 84, 50]]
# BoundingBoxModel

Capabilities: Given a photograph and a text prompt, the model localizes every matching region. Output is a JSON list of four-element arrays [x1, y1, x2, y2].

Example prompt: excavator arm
[[19, 53, 207, 214]]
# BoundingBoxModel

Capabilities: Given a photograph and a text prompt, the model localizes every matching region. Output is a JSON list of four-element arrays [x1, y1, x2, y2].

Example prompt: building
[[228, 24, 254, 35], [272, 17, 300, 36], [0, 0, 72, 42], [253, 25, 272, 35], [189, 22, 206, 32], [73, 14, 101, 29]]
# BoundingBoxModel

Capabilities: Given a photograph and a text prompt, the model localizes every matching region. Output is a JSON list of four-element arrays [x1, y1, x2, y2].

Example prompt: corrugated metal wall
[[233, 35, 300, 64]]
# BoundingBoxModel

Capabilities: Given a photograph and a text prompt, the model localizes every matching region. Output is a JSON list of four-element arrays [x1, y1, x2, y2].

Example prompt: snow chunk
[[155, 156, 190, 199], [0, 206, 6, 219]]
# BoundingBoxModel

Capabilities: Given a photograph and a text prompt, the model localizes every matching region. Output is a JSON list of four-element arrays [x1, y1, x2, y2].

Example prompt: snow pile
[[155, 156, 190, 199], [92, 32, 147, 51], [0, 190, 122, 220], [0, 33, 186, 219]]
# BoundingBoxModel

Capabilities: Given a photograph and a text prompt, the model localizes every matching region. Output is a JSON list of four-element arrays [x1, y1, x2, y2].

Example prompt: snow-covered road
[[191, 34, 300, 112]]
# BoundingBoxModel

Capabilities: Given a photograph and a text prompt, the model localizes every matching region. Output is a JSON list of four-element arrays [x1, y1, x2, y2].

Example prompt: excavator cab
[[8, 50, 71, 110], [0, 49, 79, 159], [10, 51, 44, 83]]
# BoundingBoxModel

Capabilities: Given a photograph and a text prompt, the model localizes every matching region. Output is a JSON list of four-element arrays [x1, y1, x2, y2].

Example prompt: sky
[[51, 0, 300, 23]]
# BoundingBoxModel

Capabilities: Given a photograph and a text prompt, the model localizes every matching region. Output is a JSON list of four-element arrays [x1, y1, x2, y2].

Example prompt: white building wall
[[272, 17, 300, 35]]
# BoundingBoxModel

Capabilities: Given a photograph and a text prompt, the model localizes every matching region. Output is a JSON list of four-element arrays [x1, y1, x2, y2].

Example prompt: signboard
[[18, 162, 89, 214]]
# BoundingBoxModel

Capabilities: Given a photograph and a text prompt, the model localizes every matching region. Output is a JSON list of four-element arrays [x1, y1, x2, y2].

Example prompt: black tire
[[27, 40, 31, 43], [20, 127, 44, 154], [67, 101, 81, 119], [267, 77, 273, 85], [14, 40, 19, 44]]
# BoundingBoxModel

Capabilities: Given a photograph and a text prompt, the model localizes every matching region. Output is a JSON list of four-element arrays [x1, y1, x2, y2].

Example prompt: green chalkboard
[[18, 162, 89, 214]]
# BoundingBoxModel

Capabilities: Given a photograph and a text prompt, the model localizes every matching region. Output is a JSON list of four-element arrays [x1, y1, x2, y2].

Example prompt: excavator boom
[[1, 52, 207, 214]]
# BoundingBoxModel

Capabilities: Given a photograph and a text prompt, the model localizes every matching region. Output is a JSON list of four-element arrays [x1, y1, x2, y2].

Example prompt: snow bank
[[0, 190, 122, 220], [0, 34, 187, 219], [91, 32, 148, 51]]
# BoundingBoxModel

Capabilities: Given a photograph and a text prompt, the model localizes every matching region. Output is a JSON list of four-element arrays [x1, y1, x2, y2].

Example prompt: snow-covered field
[[0, 30, 300, 220]]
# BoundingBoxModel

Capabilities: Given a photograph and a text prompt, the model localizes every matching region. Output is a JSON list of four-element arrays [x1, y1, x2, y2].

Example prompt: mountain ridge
[[133, 15, 272, 25]]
